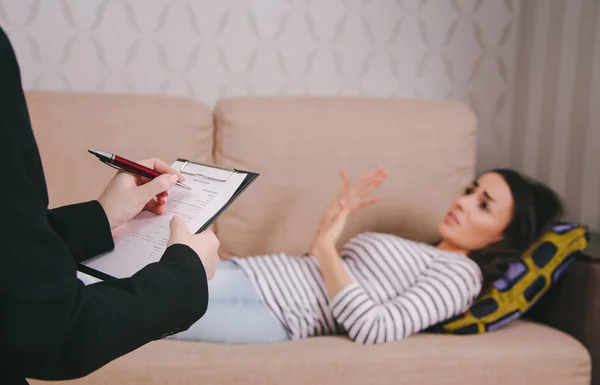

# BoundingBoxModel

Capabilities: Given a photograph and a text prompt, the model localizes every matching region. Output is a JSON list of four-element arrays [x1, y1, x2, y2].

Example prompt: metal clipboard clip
[[179, 160, 237, 182]]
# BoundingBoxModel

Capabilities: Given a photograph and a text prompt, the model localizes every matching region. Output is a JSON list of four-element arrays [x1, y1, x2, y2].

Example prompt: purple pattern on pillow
[[551, 255, 576, 281], [493, 278, 509, 291], [552, 223, 577, 233], [487, 311, 522, 332], [493, 262, 527, 291], [506, 262, 527, 280]]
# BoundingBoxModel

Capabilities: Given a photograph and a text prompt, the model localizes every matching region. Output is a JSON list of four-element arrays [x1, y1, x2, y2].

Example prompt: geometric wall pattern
[[2, 0, 598, 230]]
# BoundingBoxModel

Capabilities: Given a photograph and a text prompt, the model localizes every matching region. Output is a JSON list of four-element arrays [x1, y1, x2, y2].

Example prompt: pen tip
[[88, 149, 112, 158]]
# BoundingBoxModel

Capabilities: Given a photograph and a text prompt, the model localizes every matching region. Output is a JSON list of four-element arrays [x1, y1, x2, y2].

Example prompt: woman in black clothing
[[0, 26, 220, 385]]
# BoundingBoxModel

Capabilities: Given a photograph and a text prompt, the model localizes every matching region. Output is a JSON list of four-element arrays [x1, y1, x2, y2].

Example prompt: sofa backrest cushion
[[26, 91, 214, 208], [212, 96, 477, 258]]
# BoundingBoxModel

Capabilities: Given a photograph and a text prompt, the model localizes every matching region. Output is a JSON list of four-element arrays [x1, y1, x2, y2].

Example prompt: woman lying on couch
[[170, 167, 563, 345]]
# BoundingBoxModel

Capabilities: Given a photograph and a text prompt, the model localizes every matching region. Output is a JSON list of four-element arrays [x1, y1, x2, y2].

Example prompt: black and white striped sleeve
[[328, 265, 482, 345]]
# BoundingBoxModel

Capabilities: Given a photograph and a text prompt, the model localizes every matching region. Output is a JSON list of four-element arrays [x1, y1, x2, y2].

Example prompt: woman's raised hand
[[334, 166, 388, 215], [309, 166, 388, 255]]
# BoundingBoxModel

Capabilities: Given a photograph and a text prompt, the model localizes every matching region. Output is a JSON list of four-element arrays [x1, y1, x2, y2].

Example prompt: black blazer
[[0, 26, 209, 385]]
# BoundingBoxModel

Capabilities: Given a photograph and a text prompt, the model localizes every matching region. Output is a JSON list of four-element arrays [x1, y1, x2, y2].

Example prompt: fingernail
[[170, 175, 178, 183]]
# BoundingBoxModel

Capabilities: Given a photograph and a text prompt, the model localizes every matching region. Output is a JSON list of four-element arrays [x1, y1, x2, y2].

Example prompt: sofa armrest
[[528, 246, 600, 385]]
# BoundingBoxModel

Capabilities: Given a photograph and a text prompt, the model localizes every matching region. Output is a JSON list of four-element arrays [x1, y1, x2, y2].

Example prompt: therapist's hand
[[98, 158, 185, 230], [168, 216, 220, 280]]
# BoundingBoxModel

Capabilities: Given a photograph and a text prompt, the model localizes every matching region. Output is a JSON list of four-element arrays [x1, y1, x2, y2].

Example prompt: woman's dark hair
[[469, 168, 564, 294]]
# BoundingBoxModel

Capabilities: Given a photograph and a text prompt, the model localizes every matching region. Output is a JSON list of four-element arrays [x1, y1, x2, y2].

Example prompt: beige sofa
[[24, 91, 596, 385]]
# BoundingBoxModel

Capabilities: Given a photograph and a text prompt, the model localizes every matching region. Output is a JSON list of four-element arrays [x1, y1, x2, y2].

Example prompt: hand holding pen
[[90, 149, 191, 230], [89, 150, 190, 190]]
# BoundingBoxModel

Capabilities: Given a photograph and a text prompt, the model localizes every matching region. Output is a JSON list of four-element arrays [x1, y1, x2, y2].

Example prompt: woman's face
[[438, 172, 515, 252]]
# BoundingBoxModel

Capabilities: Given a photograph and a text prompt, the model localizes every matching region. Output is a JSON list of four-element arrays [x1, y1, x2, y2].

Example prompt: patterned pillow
[[432, 223, 589, 334]]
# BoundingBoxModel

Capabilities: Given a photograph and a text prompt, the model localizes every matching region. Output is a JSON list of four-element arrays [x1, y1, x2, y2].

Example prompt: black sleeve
[[0, 26, 210, 381], [47, 201, 116, 264]]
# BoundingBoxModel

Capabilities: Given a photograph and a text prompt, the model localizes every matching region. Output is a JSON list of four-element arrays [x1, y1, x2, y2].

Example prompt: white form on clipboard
[[78, 159, 258, 281]]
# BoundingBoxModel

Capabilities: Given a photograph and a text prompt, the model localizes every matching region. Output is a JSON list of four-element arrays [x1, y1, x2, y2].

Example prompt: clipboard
[[176, 159, 259, 233], [77, 159, 259, 281]]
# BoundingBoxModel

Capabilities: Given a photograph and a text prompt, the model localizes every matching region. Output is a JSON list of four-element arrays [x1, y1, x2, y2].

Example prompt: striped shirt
[[232, 232, 482, 345]]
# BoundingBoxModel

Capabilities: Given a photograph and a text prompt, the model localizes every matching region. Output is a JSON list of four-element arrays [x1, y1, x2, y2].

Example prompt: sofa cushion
[[27, 321, 590, 385], [435, 223, 590, 334], [25, 91, 213, 208], [212, 96, 477, 258]]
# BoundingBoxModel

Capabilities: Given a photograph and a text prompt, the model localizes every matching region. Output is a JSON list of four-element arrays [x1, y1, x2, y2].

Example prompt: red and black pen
[[88, 149, 191, 190]]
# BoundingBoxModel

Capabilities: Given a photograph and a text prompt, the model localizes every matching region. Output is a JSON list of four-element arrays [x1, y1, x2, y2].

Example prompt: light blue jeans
[[169, 260, 290, 344]]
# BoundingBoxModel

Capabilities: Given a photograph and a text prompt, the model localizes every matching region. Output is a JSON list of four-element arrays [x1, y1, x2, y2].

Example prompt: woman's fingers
[[156, 191, 169, 205], [357, 167, 387, 196], [144, 199, 168, 215], [358, 196, 380, 208], [339, 170, 350, 190], [137, 158, 185, 182], [339, 167, 388, 208]]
